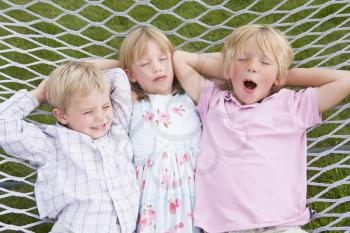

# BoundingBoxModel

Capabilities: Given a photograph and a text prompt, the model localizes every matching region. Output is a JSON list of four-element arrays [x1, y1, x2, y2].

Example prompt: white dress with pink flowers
[[130, 94, 201, 233]]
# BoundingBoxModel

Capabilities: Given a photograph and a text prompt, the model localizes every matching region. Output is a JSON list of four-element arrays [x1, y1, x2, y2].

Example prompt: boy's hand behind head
[[31, 79, 48, 104]]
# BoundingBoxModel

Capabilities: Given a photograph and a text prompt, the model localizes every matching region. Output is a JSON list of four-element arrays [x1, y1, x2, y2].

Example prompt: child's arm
[[283, 68, 350, 112], [285, 68, 349, 88], [104, 69, 132, 131], [313, 69, 350, 113], [85, 59, 120, 70], [88, 60, 141, 102], [173, 51, 223, 103], [0, 80, 53, 166]]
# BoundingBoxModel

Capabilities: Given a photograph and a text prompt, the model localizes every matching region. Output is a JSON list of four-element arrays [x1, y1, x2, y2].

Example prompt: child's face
[[129, 40, 174, 95], [55, 89, 113, 139], [229, 40, 279, 105]]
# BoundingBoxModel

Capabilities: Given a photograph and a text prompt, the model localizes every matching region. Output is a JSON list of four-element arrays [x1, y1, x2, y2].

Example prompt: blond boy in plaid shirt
[[0, 62, 139, 233]]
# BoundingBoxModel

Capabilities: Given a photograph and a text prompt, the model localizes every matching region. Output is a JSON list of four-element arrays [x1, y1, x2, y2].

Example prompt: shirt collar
[[223, 89, 283, 108]]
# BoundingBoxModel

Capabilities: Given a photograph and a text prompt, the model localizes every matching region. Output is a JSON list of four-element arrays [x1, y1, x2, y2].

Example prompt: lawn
[[0, 0, 349, 232]]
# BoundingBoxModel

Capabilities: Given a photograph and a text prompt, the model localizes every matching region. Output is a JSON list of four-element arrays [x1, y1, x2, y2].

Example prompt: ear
[[274, 78, 281, 86], [274, 74, 286, 87], [224, 70, 231, 81], [125, 69, 137, 83], [52, 108, 68, 125]]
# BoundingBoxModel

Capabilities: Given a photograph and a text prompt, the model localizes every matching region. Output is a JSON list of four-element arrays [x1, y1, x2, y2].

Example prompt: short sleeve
[[291, 87, 322, 129], [196, 80, 215, 122]]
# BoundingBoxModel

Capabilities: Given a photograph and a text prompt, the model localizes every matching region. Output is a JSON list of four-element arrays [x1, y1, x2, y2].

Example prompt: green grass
[[0, 0, 349, 232]]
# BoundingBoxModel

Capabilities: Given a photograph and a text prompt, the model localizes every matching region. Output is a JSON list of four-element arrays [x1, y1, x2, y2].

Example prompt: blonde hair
[[47, 61, 109, 112], [222, 24, 294, 89], [119, 26, 183, 99]]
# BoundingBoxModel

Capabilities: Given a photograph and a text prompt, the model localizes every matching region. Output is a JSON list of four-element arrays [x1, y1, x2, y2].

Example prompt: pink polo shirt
[[194, 81, 321, 233]]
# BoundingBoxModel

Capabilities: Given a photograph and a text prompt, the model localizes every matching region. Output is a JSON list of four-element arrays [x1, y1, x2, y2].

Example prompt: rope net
[[0, 0, 349, 232]]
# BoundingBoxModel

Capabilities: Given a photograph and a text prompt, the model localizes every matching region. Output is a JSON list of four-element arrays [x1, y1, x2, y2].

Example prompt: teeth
[[92, 125, 104, 129]]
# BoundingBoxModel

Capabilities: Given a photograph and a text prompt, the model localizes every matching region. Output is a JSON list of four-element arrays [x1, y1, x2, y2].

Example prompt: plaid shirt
[[0, 69, 139, 233]]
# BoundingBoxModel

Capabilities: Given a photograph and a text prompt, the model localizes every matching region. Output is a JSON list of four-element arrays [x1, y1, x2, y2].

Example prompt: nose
[[152, 60, 162, 73], [247, 60, 257, 73], [247, 67, 256, 73], [95, 110, 106, 122]]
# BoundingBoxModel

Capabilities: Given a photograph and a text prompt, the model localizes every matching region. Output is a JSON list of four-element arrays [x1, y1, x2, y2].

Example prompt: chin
[[90, 131, 108, 139], [91, 134, 105, 140]]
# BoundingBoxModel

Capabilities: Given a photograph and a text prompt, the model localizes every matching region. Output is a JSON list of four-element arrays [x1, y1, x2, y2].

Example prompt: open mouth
[[91, 124, 106, 130], [244, 80, 257, 90]]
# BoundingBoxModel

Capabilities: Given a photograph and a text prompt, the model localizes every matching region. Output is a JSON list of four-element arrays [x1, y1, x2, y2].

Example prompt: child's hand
[[31, 79, 48, 104]]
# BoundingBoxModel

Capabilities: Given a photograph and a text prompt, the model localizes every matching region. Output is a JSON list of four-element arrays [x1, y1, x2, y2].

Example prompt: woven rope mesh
[[0, 0, 349, 232]]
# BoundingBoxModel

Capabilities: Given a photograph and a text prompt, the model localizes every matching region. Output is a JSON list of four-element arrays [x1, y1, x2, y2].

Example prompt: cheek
[[166, 65, 172, 75], [166, 60, 173, 70], [108, 110, 113, 119], [130, 67, 148, 81], [229, 63, 241, 76], [229, 66, 240, 79], [80, 116, 91, 124], [265, 70, 279, 85]]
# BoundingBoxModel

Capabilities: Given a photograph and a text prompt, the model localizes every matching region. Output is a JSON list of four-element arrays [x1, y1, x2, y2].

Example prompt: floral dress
[[130, 94, 201, 233]]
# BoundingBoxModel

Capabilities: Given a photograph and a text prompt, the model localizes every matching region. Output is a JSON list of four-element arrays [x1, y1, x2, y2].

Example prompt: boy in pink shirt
[[173, 24, 350, 233]]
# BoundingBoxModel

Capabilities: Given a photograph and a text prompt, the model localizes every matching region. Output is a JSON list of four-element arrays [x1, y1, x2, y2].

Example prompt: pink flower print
[[162, 169, 170, 186], [175, 153, 181, 166], [169, 202, 177, 215], [183, 153, 190, 161], [156, 112, 170, 127], [140, 216, 149, 231], [162, 152, 168, 159], [147, 160, 153, 168], [143, 111, 155, 121], [188, 212, 192, 218], [169, 198, 181, 215], [172, 180, 177, 189], [171, 105, 185, 116], [140, 180, 145, 190], [148, 209, 156, 220], [140, 205, 156, 231], [174, 222, 184, 233], [175, 198, 180, 207]]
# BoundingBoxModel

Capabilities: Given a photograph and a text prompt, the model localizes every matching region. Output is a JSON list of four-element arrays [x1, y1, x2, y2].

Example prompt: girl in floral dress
[[124, 26, 201, 233], [93, 26, 201, 233]]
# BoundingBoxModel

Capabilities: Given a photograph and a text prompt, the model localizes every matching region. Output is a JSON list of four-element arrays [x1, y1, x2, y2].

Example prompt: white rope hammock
[[0, 0, 349, 232]]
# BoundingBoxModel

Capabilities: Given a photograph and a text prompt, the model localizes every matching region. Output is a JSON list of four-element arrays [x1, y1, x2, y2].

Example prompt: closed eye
[[103, 105, 110, 109], [83, 111, 93, 115], [140, 62, 149, 67]]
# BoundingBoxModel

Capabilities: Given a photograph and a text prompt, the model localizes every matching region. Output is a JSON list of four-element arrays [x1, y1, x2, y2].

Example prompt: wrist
[[31, 89, 45, 104]]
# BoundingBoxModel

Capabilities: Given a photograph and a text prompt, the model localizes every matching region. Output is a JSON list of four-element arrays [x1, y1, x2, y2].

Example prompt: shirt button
[[224, 92, 231, 101]]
